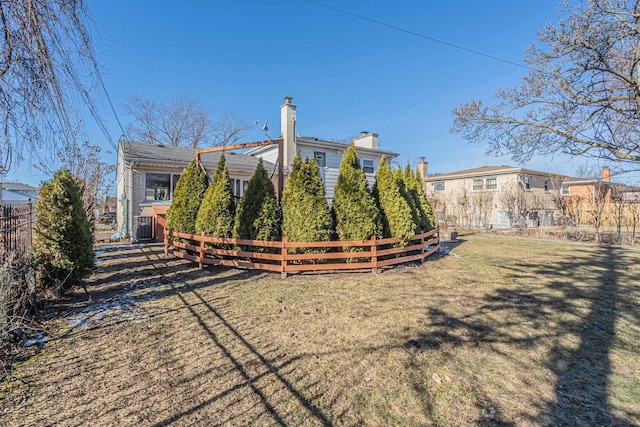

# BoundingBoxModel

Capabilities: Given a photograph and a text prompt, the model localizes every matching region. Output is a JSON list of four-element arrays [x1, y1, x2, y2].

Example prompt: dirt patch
[[1, 236, 639, 425]]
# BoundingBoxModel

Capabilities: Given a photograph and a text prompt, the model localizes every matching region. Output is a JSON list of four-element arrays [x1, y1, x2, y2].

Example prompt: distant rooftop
[[428, 165, 572, 180], [2, 182, 39, 192], [120, 140, 275, 174]]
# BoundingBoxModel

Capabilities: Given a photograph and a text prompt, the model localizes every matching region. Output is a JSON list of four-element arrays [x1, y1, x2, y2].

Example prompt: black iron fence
[[1, 202, 34, 259]]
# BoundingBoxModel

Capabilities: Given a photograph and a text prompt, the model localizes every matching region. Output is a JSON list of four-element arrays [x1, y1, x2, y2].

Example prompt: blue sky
[[10, 0, 587, 188]]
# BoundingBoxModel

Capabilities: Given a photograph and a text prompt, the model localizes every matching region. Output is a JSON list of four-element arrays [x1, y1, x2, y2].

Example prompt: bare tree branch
[[452, 0, 640, 172], [0, 0, 106, 172], [125, 97, 250, 148]]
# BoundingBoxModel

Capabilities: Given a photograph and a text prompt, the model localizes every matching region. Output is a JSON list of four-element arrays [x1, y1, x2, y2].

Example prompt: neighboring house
[[116, 141, 275, 241], [560, 167, 626, 202], [0, 182, 39, 204], [1, 188, 34, 205], [560, 167, 640, 226], [1, 182, 39, 204], [246, 97, 398, 203], [421, 162, 567, 229]]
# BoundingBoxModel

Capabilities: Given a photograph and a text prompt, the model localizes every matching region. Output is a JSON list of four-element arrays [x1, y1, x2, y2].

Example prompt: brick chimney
[[601, 166, 611, 182], [352, 131, 378, 150], [280, 96, 297, 170], [417, 157, 429, 180]]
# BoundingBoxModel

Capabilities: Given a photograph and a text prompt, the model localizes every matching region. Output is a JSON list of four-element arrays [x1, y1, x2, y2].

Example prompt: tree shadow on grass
[[147, 278, 334, 426], [402, 244, 639, 425]]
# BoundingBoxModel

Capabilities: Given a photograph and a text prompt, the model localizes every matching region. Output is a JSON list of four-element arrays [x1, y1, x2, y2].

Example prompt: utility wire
[[303, 0, 532, 72]]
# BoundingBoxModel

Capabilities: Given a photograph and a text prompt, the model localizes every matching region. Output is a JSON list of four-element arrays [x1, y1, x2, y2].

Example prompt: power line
[[302, 0, 532, 71]]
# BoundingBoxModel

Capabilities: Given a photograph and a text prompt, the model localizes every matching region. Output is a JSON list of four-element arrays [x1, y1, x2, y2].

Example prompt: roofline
[[562, 178, 617, 186], [425, 166, 567, 181], [297, 137, 399, 157], [246, 137, 399, 158]]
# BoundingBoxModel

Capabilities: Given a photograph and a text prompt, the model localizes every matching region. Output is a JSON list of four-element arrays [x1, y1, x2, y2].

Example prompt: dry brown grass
[[1, 234, 639, 426]]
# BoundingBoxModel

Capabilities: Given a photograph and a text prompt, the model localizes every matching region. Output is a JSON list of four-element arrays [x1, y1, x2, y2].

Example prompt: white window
[[360, 159, 374, 174], [525, 176, 531, 190], [314, 151, 326, 168], [485, 178, 497, 190], [473, 179, 483, 191], [561, 186, 570, 196], [544, 180, 549, 192], [145, 173, 181, 201], [434, 181, 445, 191], [231, 178, 249, 199]]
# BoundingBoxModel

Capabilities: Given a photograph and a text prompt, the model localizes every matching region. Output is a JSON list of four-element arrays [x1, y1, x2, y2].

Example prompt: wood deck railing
[[160, 216, 439, 278]]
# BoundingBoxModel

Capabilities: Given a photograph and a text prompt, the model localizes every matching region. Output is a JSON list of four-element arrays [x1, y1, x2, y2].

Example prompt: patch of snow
[[110, 230, 124, 240], [24, 332, 48, 348], [67, 293, 148, 330]]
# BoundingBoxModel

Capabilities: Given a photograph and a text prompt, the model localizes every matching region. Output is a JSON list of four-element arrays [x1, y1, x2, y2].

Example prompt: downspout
[[127, 161, 135, 240]]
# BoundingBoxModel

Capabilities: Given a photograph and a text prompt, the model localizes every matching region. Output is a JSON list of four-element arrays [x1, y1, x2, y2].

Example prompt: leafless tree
[[499, 183, 519, 222], [610, 187, 628, 243], [586, 182, 609, 242], [471, 191, 494, 230], [427, 192, 448, 227], [452, 1, 640, 172], [39, 141, 115, 226], [450, 187, 472, 229], [0, 0, 107, 173], [626, 199, 640, 243], [125, 96, 250, 148]]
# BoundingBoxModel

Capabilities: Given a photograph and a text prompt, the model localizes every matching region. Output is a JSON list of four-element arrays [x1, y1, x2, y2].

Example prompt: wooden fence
[[1, 202, 34, 259], [162, 222, 440, 278]]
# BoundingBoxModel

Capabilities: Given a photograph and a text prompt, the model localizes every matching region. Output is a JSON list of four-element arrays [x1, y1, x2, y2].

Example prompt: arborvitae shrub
[[233, 158, 281, 243], [33, 169, 94, 295], [393, 168, 421, 233], [373, 157, 417, 243], [166, 159, 208, 235], [405, 166, 435, 231], [282, 153, 332, 249], [332, 143, 380, 242], [196, 153, 235, 237]]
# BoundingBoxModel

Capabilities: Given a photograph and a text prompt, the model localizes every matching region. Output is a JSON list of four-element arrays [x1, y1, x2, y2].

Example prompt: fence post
[[199, 231, 205, 269], [28, 199, 33, 249], [371, 235, 378, 274], [164, 229, 169, 257], [0, 203, 5, 255], [281, 237, 287, 279]]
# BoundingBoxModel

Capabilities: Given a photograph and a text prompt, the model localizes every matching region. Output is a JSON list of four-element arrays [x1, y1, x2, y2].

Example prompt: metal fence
[[1, 202, 34, 258]]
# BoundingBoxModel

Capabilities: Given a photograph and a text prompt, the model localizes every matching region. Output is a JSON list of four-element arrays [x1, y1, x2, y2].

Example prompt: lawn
[[1, 234, 639, 426]]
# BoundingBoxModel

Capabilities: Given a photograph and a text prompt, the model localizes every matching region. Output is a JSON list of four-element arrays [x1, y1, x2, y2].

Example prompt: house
[[116, 97, 399, 242], [246, 97, 399, 203], [116, 141, 275, 241], [560, 167, 640, 227], [1, 182, 39, 204], [420, 161, 567, 229]]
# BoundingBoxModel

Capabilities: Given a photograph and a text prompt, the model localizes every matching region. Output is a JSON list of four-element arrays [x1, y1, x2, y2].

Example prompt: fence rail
[[163, 221, 440, 278], [1, 202, 34, 259]]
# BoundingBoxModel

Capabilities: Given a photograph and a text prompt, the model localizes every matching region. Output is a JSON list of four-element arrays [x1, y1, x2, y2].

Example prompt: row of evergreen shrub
[[166, 143, 435, 245]]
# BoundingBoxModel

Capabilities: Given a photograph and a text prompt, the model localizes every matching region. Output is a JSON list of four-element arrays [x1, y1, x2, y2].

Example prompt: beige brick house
[[419, 161, 567, 229]]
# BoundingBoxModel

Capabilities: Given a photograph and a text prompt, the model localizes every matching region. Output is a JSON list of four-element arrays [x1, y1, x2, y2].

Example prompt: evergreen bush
[[332, 143, 380, 242], [404, 166, 435, 231], [282, 153, 332, 248], [393, 168, 421, 233], [233, 158, 281, 243], [196, 153, 235, 238], [373, 157, 417, 243], [166, 159, 209, 235], [33, 169, 94, 295]]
